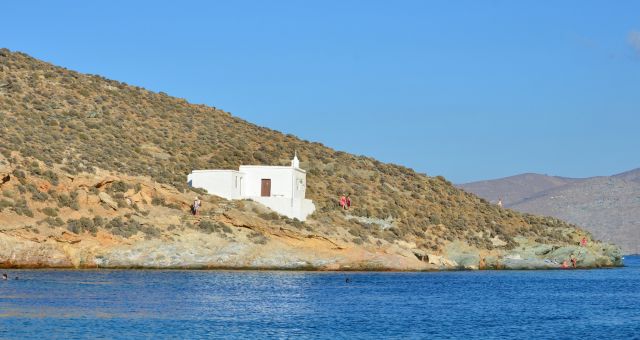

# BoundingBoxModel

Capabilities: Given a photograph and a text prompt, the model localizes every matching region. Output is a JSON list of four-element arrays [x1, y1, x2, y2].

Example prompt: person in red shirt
[[346, 195, 351, 209], [339, 194, 346, 209], [581, 237, 587, 247]]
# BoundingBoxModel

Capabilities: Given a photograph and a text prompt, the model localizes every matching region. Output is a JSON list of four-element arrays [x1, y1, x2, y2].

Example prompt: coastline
[[0, 225, 623, 272], [0, 264, 625, 271]]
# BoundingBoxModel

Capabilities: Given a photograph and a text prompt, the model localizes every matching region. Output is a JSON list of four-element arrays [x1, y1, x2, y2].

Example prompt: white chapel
[[187, 153, 315, 221]]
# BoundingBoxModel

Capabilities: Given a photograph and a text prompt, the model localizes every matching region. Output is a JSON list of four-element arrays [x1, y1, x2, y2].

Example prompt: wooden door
[[261, 179, 271, 197]]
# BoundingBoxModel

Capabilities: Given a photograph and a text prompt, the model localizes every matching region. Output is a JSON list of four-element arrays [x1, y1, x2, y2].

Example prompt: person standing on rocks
[[192, 196, 201, 216], [346, 194, 352, 210], [570, 254, 577, 268], [339, 194, 346, 210]]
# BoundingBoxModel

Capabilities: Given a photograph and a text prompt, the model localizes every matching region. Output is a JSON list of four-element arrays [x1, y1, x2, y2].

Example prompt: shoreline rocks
[[0, 230, 623, 271]]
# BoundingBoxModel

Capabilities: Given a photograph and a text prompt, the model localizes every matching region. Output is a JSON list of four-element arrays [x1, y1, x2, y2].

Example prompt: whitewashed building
[[187, 153, 315, 221]]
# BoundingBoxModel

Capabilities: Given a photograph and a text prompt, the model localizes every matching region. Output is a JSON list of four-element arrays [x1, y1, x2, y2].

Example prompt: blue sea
[[1, 256, 639, 339]]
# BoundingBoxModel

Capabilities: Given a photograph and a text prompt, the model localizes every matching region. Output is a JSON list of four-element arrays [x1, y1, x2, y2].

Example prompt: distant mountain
[[460, 170, 640, 254], [459, 173, 583, 207]]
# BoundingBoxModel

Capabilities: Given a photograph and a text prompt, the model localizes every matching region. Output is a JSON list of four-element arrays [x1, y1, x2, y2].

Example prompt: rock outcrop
[[98, 192, 118, 210]]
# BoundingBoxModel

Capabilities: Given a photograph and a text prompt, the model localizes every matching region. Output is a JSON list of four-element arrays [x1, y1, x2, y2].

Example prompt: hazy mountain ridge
[[460, 170, 640, 254]]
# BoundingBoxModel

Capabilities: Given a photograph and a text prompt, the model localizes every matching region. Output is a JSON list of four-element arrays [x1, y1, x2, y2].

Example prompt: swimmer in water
[[2, 273, 7, 280]]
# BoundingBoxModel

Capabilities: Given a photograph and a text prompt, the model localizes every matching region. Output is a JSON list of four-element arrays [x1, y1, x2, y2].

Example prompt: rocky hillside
[[0, 49, 621, 269], [460, 170, 640, 255]]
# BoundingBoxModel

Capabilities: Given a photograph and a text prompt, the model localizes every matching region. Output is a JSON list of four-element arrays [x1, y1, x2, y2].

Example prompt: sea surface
[[1, 256, 639, 339]]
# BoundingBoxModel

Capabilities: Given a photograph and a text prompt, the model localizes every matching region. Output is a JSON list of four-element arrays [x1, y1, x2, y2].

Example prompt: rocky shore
[[0, 158, 623, 271], [0, 226, 622, 271]]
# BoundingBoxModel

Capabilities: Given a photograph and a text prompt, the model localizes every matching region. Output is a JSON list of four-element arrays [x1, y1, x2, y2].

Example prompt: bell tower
[[291, 151, 300, 168]]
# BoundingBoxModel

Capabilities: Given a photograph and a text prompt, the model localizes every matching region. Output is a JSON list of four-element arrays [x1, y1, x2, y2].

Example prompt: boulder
[[491, 235, 508, 247], [76, 190, 89, 205], [94, 177, 117, 189], [426, 254, 457, 267], [98, 192, 118, 210], [450, 253, 480, 269], [531, 244, 556, 256], [500, 257, 559, 270]]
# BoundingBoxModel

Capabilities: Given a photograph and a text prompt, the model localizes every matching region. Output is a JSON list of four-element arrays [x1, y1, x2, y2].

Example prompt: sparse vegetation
[[41, 207, 59, 217], [0, 48, 589, 254], [44, 216, 65, 227], [248, 231, 268, 245], [67, 217, 97, 235], [13, 199, 34, 217], [104, 217, 141, 238], [53, 192, 80, 210], [0, 199, 13, 211], [196, 220, 232, 235]]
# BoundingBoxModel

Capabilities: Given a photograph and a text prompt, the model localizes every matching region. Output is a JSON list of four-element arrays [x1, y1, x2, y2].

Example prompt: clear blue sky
[[3, 1, 639, 183]]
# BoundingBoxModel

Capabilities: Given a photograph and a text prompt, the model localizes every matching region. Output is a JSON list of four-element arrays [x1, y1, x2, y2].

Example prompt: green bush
[[25, 183, 39, 194], [105, 217, 141, 238], [29, 162, 42, 176], [93, 216, 105, 227], [31, 190, 49, 202], [55, 192, 79, 210], [43, 170, 59, 185], [198, 220, 217, 234], [0, 199, 13, 211], [141, 225, 161, 239], [67, 217, 97, 235], [14, 199, 34, 217], [45, 216, 64, 227], [258, 211, 280, 221], [151, 196, 165, 206], [41, 207, 58, 217], [12, 169, 26, 180], [284, 218, 305, 229], [197, 220, 232, 234], [109, 181, 130, 193]]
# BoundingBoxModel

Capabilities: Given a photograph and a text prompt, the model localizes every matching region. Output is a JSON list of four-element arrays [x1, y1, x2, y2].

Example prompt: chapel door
[[261, 179, 271, 197]]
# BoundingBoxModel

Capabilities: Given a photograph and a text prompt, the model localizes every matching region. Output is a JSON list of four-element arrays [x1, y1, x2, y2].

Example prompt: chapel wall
[[239, 166, 294, 198]]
